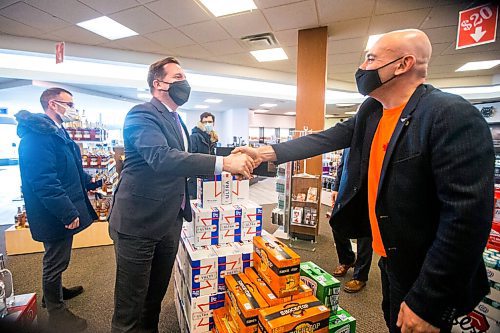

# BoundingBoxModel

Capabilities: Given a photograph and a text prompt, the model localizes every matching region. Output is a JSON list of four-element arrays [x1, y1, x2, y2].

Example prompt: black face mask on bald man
[[355, 56, 403, 96]]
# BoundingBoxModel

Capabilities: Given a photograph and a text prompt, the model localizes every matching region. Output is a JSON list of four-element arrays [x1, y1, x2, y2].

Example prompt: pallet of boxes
[[212, 233, 357, 333], [174, 172, 260, 332]]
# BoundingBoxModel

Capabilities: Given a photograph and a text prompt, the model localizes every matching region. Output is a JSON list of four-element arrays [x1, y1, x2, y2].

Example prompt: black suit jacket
[[109, 97, 217, 240], [273, 84, 494, 327]]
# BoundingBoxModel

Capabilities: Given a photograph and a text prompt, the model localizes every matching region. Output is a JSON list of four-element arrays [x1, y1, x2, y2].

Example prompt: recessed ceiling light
[[194, 105, 209, 109], [253, 109, 269, 113], [250, 48, 288, 62], [284, 112, 296, 115], [366, 34, 383, 50], [260, 103, 277, 108], [77, 16, 138, 40], [345, 111, 358, 115], [204, 98, 222, 103], [335, 103, 356, 107], [456, 60, 500, 71], [199, 0, 257, 17]]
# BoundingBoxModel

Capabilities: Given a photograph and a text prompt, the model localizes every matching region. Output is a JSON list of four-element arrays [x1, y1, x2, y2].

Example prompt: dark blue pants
[[332, 229, 373, 281], [42, 236, 73, 314], [109, 216, 183, 333]]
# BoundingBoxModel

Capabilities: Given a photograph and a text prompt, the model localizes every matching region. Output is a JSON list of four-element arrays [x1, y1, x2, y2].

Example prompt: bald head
[[374, 29, 432, 78]]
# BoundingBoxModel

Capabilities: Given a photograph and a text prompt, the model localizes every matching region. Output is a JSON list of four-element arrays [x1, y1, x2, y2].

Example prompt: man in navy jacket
[[16, 88, 100, 332], [234, 29, 493, 332]]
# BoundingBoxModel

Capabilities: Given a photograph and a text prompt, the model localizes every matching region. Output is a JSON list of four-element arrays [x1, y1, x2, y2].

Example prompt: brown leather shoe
[[332, 263, 355, 277], [343, 279, 366, 293]]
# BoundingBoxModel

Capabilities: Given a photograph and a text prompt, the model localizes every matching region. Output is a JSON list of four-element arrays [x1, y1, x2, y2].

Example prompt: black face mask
[[355, 56, 404, 96], [159, 80, 191, 106]]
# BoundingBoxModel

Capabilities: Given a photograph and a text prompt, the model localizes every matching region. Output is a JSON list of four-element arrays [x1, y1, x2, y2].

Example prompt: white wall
[[248, 112, 295, 128], [219, 109, 249, 146]]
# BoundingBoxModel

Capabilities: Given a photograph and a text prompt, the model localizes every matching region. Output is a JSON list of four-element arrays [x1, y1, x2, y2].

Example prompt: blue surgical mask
[[204, 124, 213, 132]]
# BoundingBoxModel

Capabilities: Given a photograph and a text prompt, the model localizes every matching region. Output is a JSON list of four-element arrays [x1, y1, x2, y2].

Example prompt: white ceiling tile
[[283, 46, 298, 59], [215, 53, 258, 67], [254, 0, 304, 9], [100, 35, 166, 53], [369, 8, 432, 34], [0, 2, 69, 31], [256, 60, 296, 73], [77, 0, 139, 15], [327, 72, 354, 82], [263, 0, 318, 31], [328, 62, 360, 74], [328, 52, 364, 65], [218, 10, 271, 39], [173, 44, 212, 59], [430, 42, 453, 57], [427, 64, 460, 75], [374, 0, 432, 15], [145, 28, 195, 48], [430, 52, 500, 66], [423, 26, 458, 44], [146, 0, 210, 27], [178, 20, 230, 43], [50, 25, 109, 45], [274, 29, 298, 46], [28, 0, 100, 24], [442, 40, 500, 55], [110, 6, 170, 34], [202, 39, 245, 56], [136, 0, 157, 3], [419, 4, 468, 30], [0, 14, 44, 38], [0, 0, 18, 10], [328, 37, 365, 54], [317, 0, 375, 24], [328, 18, 370, 41]]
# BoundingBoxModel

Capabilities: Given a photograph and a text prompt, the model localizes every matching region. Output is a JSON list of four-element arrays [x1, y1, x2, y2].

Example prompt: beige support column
[[295, 26, 328, 176]]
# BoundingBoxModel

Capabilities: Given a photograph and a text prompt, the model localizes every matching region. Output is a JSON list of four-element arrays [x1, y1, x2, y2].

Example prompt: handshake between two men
[[221, 145, 278, 179]]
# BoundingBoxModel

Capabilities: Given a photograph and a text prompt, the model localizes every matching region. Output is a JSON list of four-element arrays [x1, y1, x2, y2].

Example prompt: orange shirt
[[368, 102, 407, 257]]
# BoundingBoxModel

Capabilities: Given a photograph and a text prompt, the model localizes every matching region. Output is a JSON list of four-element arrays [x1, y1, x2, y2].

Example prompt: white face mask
[[54, 101, 79, 122]]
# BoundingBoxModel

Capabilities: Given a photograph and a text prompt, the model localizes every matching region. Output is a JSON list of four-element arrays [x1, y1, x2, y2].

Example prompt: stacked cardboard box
[[300, 261, 341, 314], [175, 172, 261, 332]]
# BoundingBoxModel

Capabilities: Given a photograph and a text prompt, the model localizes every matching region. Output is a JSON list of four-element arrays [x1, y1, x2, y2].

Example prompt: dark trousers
[[332, 229, 373, 281], [109, 216, 183, 333], [42, 236, 73, 314], [378, 258, 452, 333]]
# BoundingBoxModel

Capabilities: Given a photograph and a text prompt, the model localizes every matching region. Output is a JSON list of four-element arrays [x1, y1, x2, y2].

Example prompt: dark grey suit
[[109, 97, 217, 332]]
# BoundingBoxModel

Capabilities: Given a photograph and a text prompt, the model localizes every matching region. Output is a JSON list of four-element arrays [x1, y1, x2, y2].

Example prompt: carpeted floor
[[1, 204, 388, 333]]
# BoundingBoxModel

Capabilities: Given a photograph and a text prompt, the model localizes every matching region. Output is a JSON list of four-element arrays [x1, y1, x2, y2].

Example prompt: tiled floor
[[0, 165, 22, 226]]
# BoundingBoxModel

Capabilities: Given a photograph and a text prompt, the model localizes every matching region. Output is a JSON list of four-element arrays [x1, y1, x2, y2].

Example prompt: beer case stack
[[212, 233, 357, 333], [174, 172, 262, 333]]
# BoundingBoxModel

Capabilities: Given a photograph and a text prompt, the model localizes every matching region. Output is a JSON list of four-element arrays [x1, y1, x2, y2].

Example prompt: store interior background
[[0, 0, 499, 332]]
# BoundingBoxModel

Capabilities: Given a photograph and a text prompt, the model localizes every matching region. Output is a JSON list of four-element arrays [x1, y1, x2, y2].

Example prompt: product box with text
[[253, 234, 301, 298], [213, 307, 238, 333], [197, 175, 223, 208], [451, 309, 500, 333], [232, 178, 250, 204], [182, 236, 219, 297], [174, 281, 191, 333], [240, 202, 263, 241], [300, 261, 341, 314], [192, 201, 220, 247], [212, 243, 244, 293], [329, 306, 356, 333], [218, 205, 243, 244], [232, 241, 254, 271], [182, 287, 225, 333], [257, 296, 330, 333], [225, 273, 269, 333]]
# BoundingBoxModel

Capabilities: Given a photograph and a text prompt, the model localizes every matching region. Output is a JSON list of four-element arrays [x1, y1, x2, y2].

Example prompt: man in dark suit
[[108, 57, 254, 333], [234, 29, 493, 333], [16, 88, 101, 331]]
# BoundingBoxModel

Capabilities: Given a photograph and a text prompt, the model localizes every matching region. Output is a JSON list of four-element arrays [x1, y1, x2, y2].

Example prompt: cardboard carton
[[192, 201, 220, 247], [183, 236, 219, 297], [198, 175, 223, 208], [212, 243, 244, 293], [218, 205, 243, 244], [233, 241, 254, 271], [225, 273, 269, 333], [240, 202, 263, 241], [221, 172, 233, 205], [253, 234, 301, 298], [213, 307, 238, 333], [257, 296, 330, 333], [232, 178, 250, 204], [329, 306, 356, 333], [300, 261, 341, 313], [245, 267, 285, 307]]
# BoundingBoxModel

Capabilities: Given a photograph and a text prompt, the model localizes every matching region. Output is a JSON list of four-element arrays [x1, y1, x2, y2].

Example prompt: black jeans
[[332, 229, 373, 281], [378, 258, 452, 333], [109, 216, 183, 333], [42, 236, 73, 314]]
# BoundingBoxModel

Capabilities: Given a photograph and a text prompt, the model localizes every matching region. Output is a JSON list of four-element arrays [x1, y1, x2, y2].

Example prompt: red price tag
[[457, 4, 498, 49]]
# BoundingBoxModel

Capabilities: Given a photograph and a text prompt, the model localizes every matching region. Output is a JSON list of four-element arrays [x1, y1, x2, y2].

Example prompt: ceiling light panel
[[77, 16, 138, 40], [455, 60, 500, 72], [260, 103, 277, 107], [250, 48, 288, 62], [194, 104, 209, 109], [199, 0, 257, 17], [205, 98, 222, 103]]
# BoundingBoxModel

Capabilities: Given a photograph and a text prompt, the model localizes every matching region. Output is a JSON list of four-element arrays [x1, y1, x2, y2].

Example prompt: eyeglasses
[[52, 100, 75, 108]]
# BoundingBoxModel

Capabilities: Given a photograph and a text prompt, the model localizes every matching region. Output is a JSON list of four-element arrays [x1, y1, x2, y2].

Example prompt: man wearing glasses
[[16, 87, 101, 331]]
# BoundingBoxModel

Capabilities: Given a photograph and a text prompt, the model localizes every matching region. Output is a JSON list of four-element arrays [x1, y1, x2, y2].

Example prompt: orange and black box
[[257, 296, 330, 333], [253, 234, 301, 298], [213, 307, 237, 333], [225, 273, 269, 333]]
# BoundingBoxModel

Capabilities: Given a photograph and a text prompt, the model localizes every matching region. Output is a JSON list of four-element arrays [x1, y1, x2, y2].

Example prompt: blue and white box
[[183, 236, 218, 298], [191, 201, 220, 248], [212, 243, 244, 293], [218, 205, 243, 244], [240, 201, 263, 241], [197, 175, 223, 208], [233, 241, 254, 271]]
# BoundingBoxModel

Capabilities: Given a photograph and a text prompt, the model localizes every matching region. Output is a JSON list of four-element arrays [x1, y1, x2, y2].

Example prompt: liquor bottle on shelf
[[89, 148, 100, 167], [82, 148, 89, 168], [94, 125, 102, 142], [0, 254, 14, 306], [15, 207, 25, 229]]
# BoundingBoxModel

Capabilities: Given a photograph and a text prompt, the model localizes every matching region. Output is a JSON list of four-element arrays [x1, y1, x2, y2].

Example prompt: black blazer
[[109, 98, 217, 240], [273, 84, 494, 327]]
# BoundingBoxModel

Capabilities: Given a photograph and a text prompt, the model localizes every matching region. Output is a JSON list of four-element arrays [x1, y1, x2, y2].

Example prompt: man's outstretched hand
[[222, 153, 255, 179], [231, 145, 277, 167]]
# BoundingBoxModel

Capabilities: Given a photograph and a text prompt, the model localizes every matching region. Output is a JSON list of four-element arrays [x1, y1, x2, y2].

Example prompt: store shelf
[[290, 222, 317, 228]]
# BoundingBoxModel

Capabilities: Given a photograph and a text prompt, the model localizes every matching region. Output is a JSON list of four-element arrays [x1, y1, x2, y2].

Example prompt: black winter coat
[[190, 126, 216, 155], [16, 111, 98, 242]]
